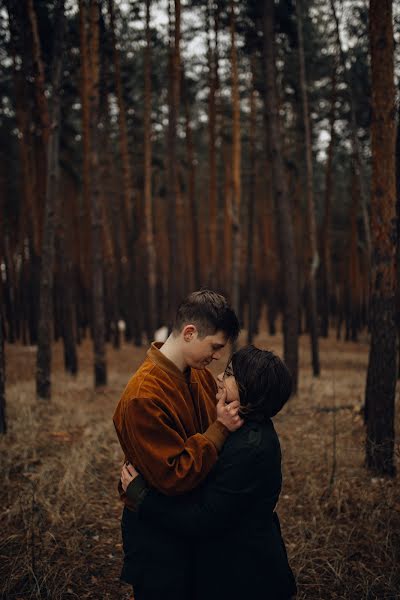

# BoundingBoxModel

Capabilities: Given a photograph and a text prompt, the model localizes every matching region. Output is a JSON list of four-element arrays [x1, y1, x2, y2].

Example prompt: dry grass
[[0, 331, 399, 599]]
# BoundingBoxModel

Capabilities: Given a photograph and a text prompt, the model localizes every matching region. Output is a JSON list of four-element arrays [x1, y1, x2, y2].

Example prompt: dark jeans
[[120, 506, 193, 600]]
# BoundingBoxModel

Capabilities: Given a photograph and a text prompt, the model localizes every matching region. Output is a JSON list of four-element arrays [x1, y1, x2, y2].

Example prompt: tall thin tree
[[89, 0, 107, 385], [78, 0, 92, 290], [230, 0, 241, 318], [296, 0, 320, 375], [207, 0, 217, 288], [35, 0, 66, 399], [330, 0, 371, 263], [365, 0, 396, 476], [0, 306, 5, 434], [143, 0, 157, 340], [183, 79, 200, 290], [167, 0, 184, 315], [247, 55, 257, 344], [320, 63, 337, 338], [263, 0, 299, 391]]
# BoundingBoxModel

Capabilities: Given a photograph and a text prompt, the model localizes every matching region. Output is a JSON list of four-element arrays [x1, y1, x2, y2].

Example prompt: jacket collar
[[147, 342, 198, 384]]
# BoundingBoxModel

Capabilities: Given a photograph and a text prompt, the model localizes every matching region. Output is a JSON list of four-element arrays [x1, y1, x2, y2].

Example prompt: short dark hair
[[172, 290, 240, 342], [231, 345, 292, 419]]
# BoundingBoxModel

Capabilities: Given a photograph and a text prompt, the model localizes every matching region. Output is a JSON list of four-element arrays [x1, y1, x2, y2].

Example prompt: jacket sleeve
[[135, 442, 266, 536], [117, 396, 229, 496]]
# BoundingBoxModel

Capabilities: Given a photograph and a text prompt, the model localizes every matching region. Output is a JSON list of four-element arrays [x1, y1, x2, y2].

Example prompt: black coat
[[132, 418, 297, 600]]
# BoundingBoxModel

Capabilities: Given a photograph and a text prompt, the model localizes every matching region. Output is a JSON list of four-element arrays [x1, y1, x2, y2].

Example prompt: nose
[[212, 351, 222, 360]]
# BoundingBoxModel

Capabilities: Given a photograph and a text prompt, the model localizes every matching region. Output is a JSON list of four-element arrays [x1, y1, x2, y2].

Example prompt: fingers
[[123, 461, 138, 477], [122, 464, 133, 478], [216, 387, 227, 404], [216, 397, 243, 432], [225, 400, 240, 410]]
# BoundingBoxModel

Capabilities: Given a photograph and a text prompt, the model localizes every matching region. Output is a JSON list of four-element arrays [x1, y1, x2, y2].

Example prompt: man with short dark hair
[[113, 289, 242, 599]]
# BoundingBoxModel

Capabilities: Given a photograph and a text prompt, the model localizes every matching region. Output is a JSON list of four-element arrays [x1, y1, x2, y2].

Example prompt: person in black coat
[[121, 345, 297, 600]]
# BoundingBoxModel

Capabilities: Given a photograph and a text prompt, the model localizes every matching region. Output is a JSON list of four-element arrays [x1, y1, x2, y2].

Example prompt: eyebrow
[[212, 343, 225, 349]]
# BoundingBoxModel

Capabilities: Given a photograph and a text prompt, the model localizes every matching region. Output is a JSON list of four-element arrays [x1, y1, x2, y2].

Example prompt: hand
[[121, 462, 139, 492], [216, 388, 244, 432]]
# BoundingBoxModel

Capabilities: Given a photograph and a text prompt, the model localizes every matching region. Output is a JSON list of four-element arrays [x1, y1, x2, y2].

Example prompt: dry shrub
[[0, 335, 399, 599]]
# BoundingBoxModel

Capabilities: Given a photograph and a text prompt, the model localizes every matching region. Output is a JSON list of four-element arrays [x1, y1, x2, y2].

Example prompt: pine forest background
[[0, 0, 399, 599]]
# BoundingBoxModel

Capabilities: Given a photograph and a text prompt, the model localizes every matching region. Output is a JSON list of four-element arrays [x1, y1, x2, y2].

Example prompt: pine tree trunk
[[396, 86, 400, 378], [247, 56, 257, 344], [78, 0, 92, 290], [329, 0, 371, 264], [223, 135, 233, 295], [349, 167, 361, 342], [184, 87, 200, 290], [365, 0, 396, 477], [167, 0, 184, 314], [27, 0, 50, 251], [58, 226, 78, 375], [263, 0, 299, 391], [0, 309, 5, 434], [99, 73, 121, 349], [207, 0, 217, 289], [230, 0, 241, 317], [296, 0, 320, 375], [2, 234, 17, 344], [107, 0, 135, 242], [5, 1, 40, 259], [35, 0, 66, 399], [89, 0, 107, 386], [143, 0, 157, 340], [320, 65, 337, 338], [107, 0, 137, 341]]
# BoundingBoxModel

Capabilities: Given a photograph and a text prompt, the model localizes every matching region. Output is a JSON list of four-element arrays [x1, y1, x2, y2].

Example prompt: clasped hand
[[121, 461, 138, 492]]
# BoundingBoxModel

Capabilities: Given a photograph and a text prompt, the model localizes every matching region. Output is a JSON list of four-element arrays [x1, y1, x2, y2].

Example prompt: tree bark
[[263, 0, 299, 391], [296, 0, 320, 375], [107, 0, 134, 248], [5, 1, 40, 259], [329, 0, 371, 263], [57, 185, 78, 375], [348, 166, 361, 342], [78, 0, 92, 287], [35, 0, 66, 399], [207, 0, 217, 288], [143, 0, 157, 341], [183, 84, 200, 291], [247, 56, 257, 344], [167, 0, 184, 315], [89, 0, 107, 386], [27, 0, 52, 257], [397, 84, 400, 378], [230, 0, 241, 318], [320, 64, 337, 338], [223, 135, 233, 295], [365, 0, 396, 477], [0, 310, 5, 434]]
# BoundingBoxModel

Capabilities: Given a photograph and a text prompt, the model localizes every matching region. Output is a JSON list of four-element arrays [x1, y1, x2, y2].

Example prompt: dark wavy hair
[[172, 289, 240, 343], [231, 345, 292, 419]]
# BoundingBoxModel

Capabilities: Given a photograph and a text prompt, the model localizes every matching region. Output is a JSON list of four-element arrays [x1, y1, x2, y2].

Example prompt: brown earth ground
[[0, 327, 399, 600]]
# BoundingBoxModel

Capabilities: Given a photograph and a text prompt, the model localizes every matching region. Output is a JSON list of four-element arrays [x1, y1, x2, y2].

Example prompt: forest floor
[[0, 326, 399, 600]]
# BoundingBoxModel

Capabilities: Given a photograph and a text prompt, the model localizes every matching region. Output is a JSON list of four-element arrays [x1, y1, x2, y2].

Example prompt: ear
[[182, 324, 197, 342]]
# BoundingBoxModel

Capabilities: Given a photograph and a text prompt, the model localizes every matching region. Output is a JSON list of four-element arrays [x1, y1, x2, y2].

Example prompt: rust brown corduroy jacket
[[113, 342, 229, 503]]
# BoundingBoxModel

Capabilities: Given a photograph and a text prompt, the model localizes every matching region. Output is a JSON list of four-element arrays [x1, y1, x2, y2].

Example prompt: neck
[[159, 334, 187, 372]]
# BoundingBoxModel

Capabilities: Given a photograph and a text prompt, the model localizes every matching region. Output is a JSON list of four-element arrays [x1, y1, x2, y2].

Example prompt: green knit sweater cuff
[[126, 474, 149, 508]]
